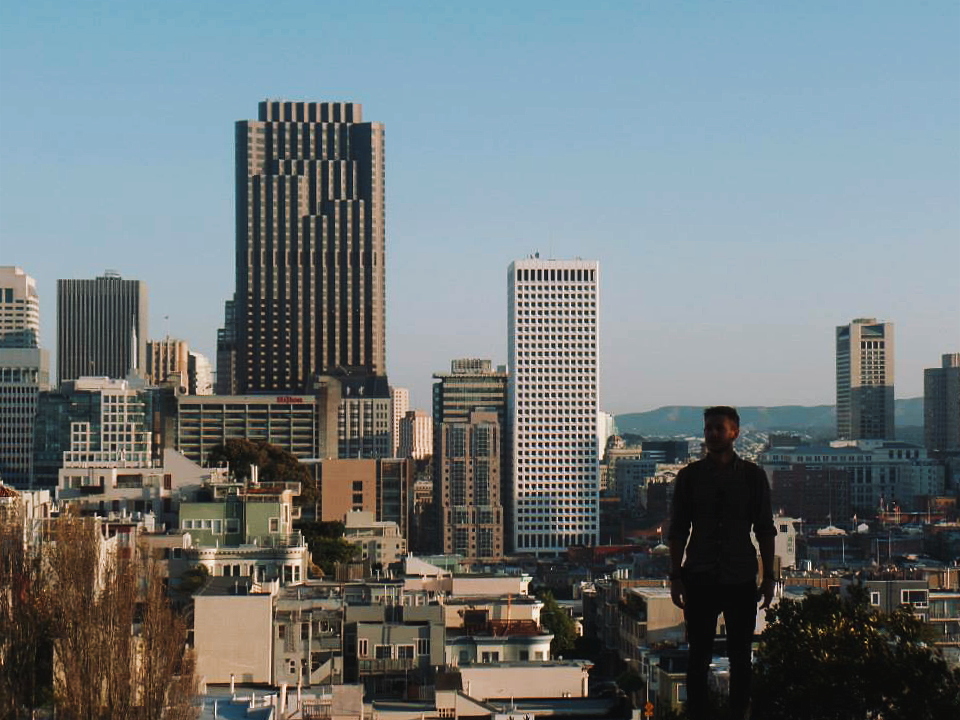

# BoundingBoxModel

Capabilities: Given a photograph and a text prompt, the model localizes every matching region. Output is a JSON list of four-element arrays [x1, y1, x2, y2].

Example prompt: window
[[357, 638, 369, 657], [288, 659, 296, 674], [870, 591, 881, 606], [375, 645, 392, 659], [397, 645, 415, 660], [301, 623, 309, 640], [901, 589, 928, 608], [417, 638, 430, 656], [278, 625, 286, 640], [269, 518, 280, 533]]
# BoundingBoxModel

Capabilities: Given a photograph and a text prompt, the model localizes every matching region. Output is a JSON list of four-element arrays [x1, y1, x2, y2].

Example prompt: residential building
[[398, 409, 433, 459], [508, 258, 600, 553], [272, 583, 345, 686], [342, 510, 407, 567], [344, 595, 446, 697], [438, 410, 504, 560], [57, 271, 148, 386], [57, 448, 216, 526], [34, 377, 157, 488], [836, 318, 895, 440], [224, 100, 385, 394], [178, 475, 308, 584], [761, 440, 944, 516], [391, 387, 409, 457], [924, 353, 960, 455], [0, 267, 49, 486], [433, 358, 509, 552], [318, 458, 411, 539]]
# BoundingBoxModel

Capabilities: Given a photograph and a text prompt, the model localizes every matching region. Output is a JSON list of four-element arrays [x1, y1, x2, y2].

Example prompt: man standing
[[668, 406, 777, 720]]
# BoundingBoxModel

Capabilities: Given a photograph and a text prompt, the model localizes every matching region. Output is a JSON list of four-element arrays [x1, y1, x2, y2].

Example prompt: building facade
[[508, 258, 600, 553], [924, 353, 960, 454], [34, 377, 155, 488], [398, 409, 433, 460], [761, 440, 944, 516], [57, 272, 148, 386], [391, 387, 409, 457], [226, 100, 386, 393], [438, 410, 504, 560], [0, 267, 49, 486], [836, 318, 895, 440], [146, 337, 190, 388], [433, 359, 509, 552], [0, 266, 40, 348]]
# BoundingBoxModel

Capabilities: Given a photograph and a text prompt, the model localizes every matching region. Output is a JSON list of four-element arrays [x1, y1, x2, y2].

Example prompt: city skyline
[[1, 2, 957, 413]]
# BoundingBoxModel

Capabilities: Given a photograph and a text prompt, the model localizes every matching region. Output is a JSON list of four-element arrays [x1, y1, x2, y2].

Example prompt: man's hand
[[759, 577, 776, 609], [670, 575, 686, 609]]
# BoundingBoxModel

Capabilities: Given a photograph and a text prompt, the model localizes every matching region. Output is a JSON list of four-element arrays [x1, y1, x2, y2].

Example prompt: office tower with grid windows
[[836, 318, 895, 440], [508, 258, 600, 553], [0, 267, 50, 485], [57, 271, 148, 386], [224, 100, 385, 394]]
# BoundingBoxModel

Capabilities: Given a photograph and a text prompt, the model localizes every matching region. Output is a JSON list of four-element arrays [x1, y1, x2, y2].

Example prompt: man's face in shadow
[[704, 414, 739, 455]]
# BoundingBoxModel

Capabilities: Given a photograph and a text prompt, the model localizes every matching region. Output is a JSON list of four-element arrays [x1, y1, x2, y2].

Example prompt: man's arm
[[754, 465, 778, 609], [667, 469, 691, 609]]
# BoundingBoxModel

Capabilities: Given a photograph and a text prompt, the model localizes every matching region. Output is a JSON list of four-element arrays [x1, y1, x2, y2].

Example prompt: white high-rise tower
[[508, 257, 600, 553]]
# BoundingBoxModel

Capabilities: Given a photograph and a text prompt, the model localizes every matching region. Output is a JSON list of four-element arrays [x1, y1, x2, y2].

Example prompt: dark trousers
[[683, 576, 758, 719]]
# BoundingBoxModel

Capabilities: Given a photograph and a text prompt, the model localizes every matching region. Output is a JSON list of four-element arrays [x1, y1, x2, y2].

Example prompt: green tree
[[753, 585, 960, 720], [538, 590, 578, 657], [298, 520, 357, 576], [207, 438, 316, 507]]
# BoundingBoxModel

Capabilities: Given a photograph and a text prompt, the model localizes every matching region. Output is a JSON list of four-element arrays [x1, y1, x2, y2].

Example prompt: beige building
[[438, 410, 504, 560], [836, 318, 895, 440], [146, 336, 190, 388], [194, 579, 276, 684], [391, 387, 409, 457], [343, 510, 406, 566], [319, 458, 411, 539], [399, 409, 433, 459]]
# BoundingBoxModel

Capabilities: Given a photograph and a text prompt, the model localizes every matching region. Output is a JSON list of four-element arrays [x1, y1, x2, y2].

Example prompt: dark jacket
[[668, 454, 777, 584]]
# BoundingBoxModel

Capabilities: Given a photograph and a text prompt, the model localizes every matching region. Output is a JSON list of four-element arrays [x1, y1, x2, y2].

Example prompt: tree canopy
[[753, 585, 960, 720], [537, 590, 579, 657], [206, 438, 316, 506]]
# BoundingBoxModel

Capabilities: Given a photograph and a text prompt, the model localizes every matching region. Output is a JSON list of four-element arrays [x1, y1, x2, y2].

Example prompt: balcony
[[357, 658, 416, 674]]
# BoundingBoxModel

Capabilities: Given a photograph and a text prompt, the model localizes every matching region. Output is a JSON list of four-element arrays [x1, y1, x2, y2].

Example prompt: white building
[[508, 258, 600, 553], [391, 387, 409, 457]]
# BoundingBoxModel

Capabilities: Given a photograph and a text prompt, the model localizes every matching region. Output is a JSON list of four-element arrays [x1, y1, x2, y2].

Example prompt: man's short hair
[[704, 406, 740, 427]]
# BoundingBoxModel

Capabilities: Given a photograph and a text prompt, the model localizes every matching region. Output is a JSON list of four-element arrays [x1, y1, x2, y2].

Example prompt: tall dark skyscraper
[[222, 100, 386, 394], [57, 272, 147, 386]]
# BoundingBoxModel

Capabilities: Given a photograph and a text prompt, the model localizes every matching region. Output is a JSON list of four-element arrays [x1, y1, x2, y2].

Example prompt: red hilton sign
[[276, 396, 305, 404]]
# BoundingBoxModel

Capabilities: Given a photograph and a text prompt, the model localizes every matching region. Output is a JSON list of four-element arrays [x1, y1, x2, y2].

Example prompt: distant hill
[[615, 398, 923, 437]]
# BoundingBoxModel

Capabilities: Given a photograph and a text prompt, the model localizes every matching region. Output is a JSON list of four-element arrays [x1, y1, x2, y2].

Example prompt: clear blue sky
[[1, 1, 957, 414]]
